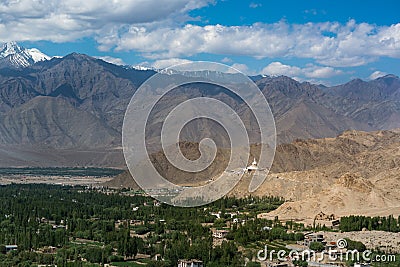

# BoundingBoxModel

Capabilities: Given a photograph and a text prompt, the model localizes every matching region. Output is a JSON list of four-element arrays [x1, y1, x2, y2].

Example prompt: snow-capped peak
[[0, 41, 24, 57], [26, 48, 51, 62], [0, 41, 51, 68]]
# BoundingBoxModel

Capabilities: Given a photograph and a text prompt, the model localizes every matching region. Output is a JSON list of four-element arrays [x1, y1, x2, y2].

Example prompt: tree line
[[340, 215, 400, 232]]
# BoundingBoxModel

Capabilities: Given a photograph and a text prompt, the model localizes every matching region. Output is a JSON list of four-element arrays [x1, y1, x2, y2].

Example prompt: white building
[[5, 245, 18, 252], [245, 158, 259, 172], [212, 229, 229, 239], [177, 259, 204, 267]]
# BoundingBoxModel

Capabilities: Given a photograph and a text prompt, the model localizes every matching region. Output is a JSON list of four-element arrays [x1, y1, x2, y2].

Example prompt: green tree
[[0, 245, 6, 254], [309, 242, 325, 252], [247, 262, 261, 267]]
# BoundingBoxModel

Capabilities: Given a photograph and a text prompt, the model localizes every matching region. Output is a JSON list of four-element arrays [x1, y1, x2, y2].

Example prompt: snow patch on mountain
[[26, 48, 51, 62]]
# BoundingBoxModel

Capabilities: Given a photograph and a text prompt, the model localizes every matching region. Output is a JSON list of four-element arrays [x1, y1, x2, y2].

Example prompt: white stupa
[[246, 158, 259, 172]]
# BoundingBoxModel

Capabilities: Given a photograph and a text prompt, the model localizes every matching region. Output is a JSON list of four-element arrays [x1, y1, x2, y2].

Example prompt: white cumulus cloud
[[107, 20, 400, 67], [151, 58, 194, 69], [369, 70, 387, 80], [221, 57, 232, 63], [0, 1, 399, 69], [96, 56, 126, 66], [249, 3, 262, 8], [230, 63, 255, 75], [262, 62, 302, 77], [262, 62, 342, 79], [0, 0, 212, 42]]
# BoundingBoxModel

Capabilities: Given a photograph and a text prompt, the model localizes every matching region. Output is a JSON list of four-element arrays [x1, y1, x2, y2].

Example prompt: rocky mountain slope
[[258, 76, 372, 142], [0, 96, 119, 147], [322, 75, 400, 130], [0, 51, 398, 166]]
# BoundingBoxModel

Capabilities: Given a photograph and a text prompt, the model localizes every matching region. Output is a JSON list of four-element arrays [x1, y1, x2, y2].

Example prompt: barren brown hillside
[[254, 129, 400, 219], [104, 129, 400, 219]]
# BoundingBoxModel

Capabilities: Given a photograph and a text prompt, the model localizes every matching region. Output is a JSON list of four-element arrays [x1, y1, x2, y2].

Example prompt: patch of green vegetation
[[0, 167, 124, 177], [111, 261, 148, 266], [340, 215, 400, 232], [246, 262, 261, 267], [0, 184, 286, 267]]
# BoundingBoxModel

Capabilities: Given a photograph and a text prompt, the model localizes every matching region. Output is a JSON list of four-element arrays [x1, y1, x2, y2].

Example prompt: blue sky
[[1, 0, 399, 85]]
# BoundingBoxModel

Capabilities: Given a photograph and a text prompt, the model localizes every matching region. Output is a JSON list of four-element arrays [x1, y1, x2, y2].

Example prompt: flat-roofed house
[[5, 245, 18, 252], [177, 259, 204, 267]]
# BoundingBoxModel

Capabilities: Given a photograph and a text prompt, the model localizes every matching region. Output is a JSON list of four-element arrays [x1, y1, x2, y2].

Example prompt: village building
[[245, 158, 259, 173], [303, 233, 325, 247], [212, 229, 229, 239], [177, 259, 204, 267], [5, 245, 18, 253], [325, 241, 338, 251], [331, 219, 341, 229]]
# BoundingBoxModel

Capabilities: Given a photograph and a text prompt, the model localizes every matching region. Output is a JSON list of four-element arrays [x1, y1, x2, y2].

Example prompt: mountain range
[[0, 43, 399, 167]]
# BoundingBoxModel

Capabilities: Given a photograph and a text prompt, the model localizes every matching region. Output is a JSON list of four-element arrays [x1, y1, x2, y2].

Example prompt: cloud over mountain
[[110, 21, 400, 67], [0, 1, 398, 70], [262, 62, 342, 79], [0, 0, 212, 42]]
